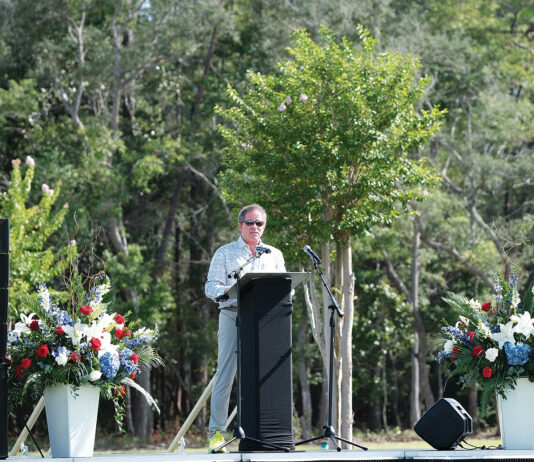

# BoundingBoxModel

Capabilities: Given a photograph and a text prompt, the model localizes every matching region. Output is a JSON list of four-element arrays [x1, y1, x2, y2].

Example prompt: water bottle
[[321, 442, 328, 450], [178, 436, 186, 455], [21, 445, 28, 456]]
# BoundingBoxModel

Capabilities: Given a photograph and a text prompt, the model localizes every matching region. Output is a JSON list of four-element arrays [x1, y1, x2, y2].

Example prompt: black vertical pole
[[0, 218, 9, 459]]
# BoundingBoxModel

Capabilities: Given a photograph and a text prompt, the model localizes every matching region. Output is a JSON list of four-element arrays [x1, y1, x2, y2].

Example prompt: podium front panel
[[239, 277, 294, 451]]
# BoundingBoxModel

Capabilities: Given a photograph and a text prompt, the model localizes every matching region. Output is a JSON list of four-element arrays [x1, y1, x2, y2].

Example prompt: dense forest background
[[1, 0, 533, 447]]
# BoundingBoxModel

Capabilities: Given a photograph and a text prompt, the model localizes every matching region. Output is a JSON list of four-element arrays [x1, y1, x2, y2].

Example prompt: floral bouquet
[[437, 270, 534, 412], [6, 272, 163, 428]]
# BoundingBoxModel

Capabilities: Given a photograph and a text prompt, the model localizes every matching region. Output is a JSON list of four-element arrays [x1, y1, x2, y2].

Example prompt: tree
[[216, 26, 444, 443], [0, 156, 71, 315]]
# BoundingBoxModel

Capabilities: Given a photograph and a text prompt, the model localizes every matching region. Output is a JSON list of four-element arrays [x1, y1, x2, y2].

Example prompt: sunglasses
[[243, 219, 264, 227]]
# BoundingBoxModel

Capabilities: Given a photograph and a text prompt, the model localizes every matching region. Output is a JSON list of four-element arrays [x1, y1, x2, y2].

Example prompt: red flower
[[466, 331, 475, 341], [483, 366, 492, 378], [5, 357, 11, 367], [114, 385, 126, 397], [472, 345, 484, 357], [115, 328, 126, 339], [130, 372, 136, 380], [450, 357, 455, 363], [56, 326, 64, 335], [452, 346, 462, 356], [21, 358, 31, 369], [70, 352, 81, 362], [481, 302, 491, 312], [115, 313, 125, 324], [37, 344, 49, 358], [80, 305, 93, 316], [130, 353, 139, 364], [89, 337, 102, 351], [29, 320, 39, 331], [15, 365, 22, 378]]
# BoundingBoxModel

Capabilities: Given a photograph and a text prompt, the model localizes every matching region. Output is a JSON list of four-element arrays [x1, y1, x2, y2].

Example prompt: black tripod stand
[[214, 250, 290, 453], [295, 254, 367, 452]]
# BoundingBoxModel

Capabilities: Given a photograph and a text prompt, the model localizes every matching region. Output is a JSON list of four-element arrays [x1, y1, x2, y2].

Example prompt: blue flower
[[119, 348, 140, 375], [120, 348, 134, 362], [504, 342, 531, 366], [99, 352, 120, 379], [436, 350, 453, 363]]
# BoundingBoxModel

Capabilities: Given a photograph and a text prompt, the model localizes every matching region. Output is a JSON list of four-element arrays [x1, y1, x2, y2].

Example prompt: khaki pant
[[209, 309, 237, 436]]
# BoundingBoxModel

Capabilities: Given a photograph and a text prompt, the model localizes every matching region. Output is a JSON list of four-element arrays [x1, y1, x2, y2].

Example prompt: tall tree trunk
[[370, 362, 381, 430], [388, 351, 402, 427], [297, 315, 312, 440], [410, 333, 421, 427], [382, 219, 435, 425], [189, 182, 210, 430], [381, 356, 391, 436], [468, 384, 479, 430], [340, 238, 354, 446], [410, 223, 422, 426]]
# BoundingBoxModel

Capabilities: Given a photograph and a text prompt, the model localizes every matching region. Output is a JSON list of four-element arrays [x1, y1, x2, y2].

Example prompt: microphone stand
[[295, 256, 367, 452], [214, 249, 290, 453]]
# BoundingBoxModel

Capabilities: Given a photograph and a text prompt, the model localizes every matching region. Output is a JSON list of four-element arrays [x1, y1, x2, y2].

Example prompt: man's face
[[238, 209, 266, 246]]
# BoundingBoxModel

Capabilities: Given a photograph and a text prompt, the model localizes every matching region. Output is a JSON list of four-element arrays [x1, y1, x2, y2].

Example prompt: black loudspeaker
[[414, 398, 472, 450]]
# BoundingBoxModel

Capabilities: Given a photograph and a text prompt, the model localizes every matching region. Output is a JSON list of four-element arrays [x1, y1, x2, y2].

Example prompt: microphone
[[254, 246, 271, 254], [214, 293, 229, 302], [303, 245, 321, 264]]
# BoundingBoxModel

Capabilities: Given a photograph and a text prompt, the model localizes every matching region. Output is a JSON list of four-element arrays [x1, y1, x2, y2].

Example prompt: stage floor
[[9, 448, 534, 462]]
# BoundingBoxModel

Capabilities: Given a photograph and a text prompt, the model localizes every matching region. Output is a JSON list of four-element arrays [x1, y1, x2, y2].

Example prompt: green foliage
[[216, 26, 444, 263], [0, 157, 71, 316], [524, 280, 534, 317], [0, 79, 39, 122]]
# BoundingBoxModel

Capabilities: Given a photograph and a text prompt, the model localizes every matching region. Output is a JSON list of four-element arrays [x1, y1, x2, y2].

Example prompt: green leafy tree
[[216, 26, 444, 442], [0, 157, 71, 316]]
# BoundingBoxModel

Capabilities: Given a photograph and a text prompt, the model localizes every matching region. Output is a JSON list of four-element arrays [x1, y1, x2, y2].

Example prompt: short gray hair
[[238, 204, 267, 224]]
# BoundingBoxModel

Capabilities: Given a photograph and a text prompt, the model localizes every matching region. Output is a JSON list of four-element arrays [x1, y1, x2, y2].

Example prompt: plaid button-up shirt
[[205, 236, 286, 309]]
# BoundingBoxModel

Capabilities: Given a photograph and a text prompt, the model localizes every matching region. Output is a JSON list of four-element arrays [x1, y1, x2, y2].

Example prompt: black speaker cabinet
[[414, 398, 472, 450]]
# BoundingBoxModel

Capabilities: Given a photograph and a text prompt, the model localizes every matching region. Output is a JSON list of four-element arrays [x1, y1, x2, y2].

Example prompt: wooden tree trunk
[[468, 384, 479, 430], [410, 334, 421, 427], [388, 351, 402, 427], [297, 315, 312, 440], [410, 222, 422, 426], [339, 238, 354, 446]]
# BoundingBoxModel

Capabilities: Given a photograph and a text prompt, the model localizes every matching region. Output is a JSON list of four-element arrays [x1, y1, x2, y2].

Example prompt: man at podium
[[205, 204, 286, 453]]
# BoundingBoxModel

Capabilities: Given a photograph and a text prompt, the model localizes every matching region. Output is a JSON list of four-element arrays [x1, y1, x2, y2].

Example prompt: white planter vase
[[497, 378, 534, 449], [43, 383, 100, 457]]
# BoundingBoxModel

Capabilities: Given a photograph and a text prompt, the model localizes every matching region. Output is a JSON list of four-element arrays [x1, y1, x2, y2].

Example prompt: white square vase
[[43, 383, 100, 457], [497, 377, 534, 449]]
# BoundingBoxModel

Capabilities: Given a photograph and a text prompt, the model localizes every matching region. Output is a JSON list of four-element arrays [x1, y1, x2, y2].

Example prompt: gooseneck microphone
[[303, 245, 321, 264], [254, 246, 271, 254]]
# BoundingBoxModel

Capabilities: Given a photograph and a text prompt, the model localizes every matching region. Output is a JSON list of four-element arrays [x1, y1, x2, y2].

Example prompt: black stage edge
[[0, 218, 9, 459], [239, 277, 294, 452]]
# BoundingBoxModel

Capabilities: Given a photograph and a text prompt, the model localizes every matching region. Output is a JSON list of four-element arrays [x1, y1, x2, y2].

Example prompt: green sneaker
[[209, 431, 228, 453]]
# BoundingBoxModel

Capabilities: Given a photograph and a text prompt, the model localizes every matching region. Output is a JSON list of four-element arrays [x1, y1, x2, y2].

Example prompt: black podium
[[227, 272, 308, 452]]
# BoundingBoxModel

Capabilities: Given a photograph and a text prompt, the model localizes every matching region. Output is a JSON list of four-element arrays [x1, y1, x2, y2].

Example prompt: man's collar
[[237, 235, 262, 248]]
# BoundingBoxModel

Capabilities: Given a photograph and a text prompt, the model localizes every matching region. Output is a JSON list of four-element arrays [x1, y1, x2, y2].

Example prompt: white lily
[[513, 312, 534, 340], [491, 321, 516, 349]]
